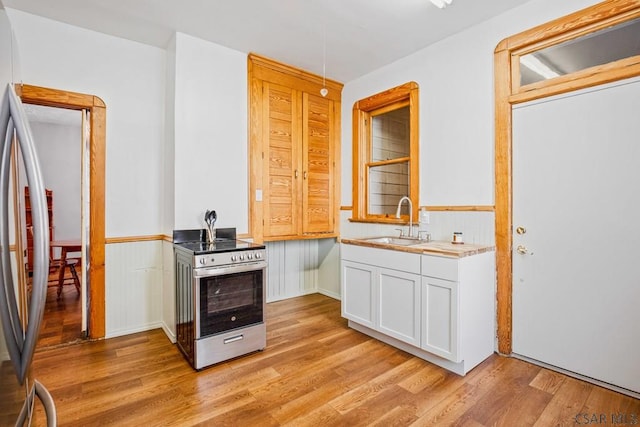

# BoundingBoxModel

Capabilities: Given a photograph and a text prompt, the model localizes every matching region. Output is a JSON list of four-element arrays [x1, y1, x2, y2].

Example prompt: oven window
[[198, 269, 264, 337], [207, 273, 254, 312]]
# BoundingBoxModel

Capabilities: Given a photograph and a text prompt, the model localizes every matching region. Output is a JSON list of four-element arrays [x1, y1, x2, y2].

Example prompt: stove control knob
[[247, 253, 254, 260], [199, 258, 206, 265], [255, 252, 262, 259], [239, 254, 245, 261], [231, 255, 237, 262]]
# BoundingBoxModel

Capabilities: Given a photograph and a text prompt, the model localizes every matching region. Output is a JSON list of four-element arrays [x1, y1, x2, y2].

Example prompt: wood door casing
[[18, 84, 106, 340], [494, 0, 640, 355]]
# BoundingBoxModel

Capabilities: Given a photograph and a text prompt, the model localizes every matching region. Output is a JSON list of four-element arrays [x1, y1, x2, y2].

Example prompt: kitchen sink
[[363, 237, 420, 246]]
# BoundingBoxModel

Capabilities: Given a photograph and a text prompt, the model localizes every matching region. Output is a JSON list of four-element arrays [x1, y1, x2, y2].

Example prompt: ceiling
[[3, 0, 534, 83]]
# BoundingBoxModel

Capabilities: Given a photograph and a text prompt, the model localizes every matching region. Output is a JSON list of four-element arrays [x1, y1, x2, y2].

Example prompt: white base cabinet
[[341, 244, 421, 347], [341, 243, 495, 376]]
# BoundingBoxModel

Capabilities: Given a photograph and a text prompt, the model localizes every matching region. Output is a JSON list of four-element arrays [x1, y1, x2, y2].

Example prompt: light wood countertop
[[340, 237, 495, 258]]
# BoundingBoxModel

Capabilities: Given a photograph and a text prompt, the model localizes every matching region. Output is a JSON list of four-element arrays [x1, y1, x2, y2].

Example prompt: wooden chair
[[27, 227, 81, 299], [50, 256, 81, 298]]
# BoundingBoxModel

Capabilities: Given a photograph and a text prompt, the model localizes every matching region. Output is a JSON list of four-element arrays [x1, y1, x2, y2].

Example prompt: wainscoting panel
[[266, 240, 319, 302], [105, 240, 164, 338]]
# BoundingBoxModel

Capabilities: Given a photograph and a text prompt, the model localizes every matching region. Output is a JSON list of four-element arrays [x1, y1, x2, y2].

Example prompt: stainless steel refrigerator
[[1, 5, 56, 425]]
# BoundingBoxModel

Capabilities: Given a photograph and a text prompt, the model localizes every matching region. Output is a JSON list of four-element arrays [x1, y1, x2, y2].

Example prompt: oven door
[[195, 261, 266, 338]]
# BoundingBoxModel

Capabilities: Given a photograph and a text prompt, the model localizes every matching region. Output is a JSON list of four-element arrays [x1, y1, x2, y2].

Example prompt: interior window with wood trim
[[352, 82, 419, 223]]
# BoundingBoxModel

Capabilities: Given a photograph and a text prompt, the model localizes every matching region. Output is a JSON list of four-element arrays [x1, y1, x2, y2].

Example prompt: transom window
[[352, 82, 419, 222]]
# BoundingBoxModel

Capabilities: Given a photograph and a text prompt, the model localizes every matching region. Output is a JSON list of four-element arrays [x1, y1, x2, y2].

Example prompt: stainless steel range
[[173, 228, 266, 370]]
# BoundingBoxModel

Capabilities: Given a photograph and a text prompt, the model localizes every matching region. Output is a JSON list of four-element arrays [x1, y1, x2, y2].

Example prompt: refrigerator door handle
[[0, 86, 24, 378], [0, 83, 50, 384], [16, 380, 57, 427]]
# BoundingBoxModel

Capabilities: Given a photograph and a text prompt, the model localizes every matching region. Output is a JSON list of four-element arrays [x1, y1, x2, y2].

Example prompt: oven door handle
[[193, 261, 267, 277]]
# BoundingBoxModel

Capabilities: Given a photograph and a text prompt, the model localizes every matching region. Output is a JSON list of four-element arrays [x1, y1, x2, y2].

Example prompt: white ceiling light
[[430, 0, 453, 9], [320, 0, 329, 97]]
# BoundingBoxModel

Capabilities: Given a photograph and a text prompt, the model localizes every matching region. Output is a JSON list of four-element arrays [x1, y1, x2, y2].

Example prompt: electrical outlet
[[419, 210, 430, 224]]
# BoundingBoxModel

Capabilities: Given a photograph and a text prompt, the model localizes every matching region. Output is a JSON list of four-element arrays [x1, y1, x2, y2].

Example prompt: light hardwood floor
[[36, 279, 84, 349], [25, 294, 640, 426]]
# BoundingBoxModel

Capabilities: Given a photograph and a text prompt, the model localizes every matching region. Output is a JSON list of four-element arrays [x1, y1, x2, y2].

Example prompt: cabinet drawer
[[421, 255, 458, 281]]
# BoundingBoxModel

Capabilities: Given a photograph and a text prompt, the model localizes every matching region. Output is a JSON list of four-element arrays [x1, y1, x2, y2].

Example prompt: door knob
[[516, 245, 533, 255]]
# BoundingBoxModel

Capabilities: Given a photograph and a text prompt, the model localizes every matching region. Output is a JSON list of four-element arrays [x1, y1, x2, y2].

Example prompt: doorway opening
[[23, 104, 85, 348], [18, 84, 106, 340]]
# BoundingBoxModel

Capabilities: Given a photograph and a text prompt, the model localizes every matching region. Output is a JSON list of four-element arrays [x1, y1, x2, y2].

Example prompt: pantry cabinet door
[[302, 93, 336, 234], [262, 82, 301, 239]]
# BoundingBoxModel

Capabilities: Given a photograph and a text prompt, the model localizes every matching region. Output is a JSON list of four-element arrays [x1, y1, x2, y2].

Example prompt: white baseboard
[[317, 288, 340, 300], [161, 321, 176, 343], [105, 321, 164, 339]]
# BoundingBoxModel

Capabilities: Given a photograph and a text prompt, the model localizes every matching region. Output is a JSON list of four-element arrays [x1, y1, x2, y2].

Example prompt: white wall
[[6, 9, 166, 238], [6, 9, 167, 337], [173, 32, 249, 232], [30, 120, 82, 244], [0, 4, 13, 362], [164, 35, 176, 236], [339, 0, 599, 245]]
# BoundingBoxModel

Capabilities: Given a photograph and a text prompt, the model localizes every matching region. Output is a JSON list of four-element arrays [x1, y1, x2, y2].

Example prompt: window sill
[[348, 217, 407, 225]]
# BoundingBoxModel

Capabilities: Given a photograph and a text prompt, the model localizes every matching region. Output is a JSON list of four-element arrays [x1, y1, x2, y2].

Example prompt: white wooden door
[[512, 78, 640, 394]]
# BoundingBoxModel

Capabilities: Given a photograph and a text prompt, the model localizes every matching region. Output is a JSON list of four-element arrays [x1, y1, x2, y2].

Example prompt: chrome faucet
[[395, 196, 414, 238]]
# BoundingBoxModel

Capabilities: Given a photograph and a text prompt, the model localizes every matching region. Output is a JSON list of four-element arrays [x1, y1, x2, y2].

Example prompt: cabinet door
[[421, 276, 459, 362], [302, 92, 335, 234], [341, 261, 376, 328], [262, 82, 301, 239], [378, 268, 421, 346]]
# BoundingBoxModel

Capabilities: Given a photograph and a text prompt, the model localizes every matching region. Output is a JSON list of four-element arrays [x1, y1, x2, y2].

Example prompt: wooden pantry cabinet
[[248, 53, 342, 242]]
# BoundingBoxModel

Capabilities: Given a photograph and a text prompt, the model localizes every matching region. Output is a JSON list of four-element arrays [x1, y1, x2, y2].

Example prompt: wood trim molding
[[424, 205, 495, 212], [248, 53, 343, 101], [105, 235, 166, 244], [19, 83, 106, 340], [353, 81, 419, 112], [494, 0, 640, 355]]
